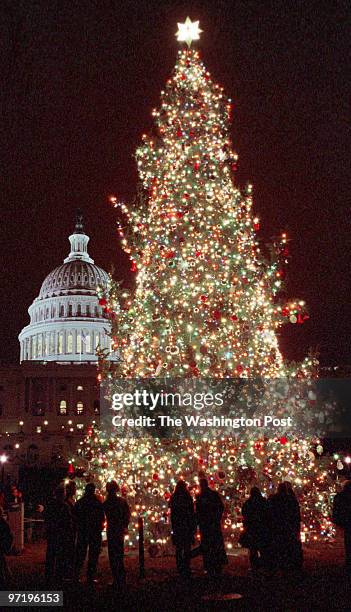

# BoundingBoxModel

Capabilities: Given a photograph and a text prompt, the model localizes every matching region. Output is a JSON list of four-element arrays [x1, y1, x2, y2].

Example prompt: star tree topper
[[176, 17, 202, 47]]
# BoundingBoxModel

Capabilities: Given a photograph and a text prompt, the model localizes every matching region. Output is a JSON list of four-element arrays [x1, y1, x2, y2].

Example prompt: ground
[[5, 535, 351, 611]]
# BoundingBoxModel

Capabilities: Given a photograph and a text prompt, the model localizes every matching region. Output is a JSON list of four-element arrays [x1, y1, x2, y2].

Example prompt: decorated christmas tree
[[74, 19, 336, 551]]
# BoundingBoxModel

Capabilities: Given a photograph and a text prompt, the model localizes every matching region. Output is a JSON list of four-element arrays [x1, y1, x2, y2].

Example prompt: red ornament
[[281, 308, 289, 317], [193, 162, 200, 171], [68, 463, 74, 475], [99, 297, 107, 306], [177, 129, 182, 138], [152, 473, 159, 481], [231, 315, 238, 321], [297, 314, 309, 324], [195, 251, 202, 257], [279, 436, 288, 445], [130, 261, 137, 273], [236, 364, 243, 374], [254, 222, 260, 231], [200, 295, 208, 302], [212, 310, 221, 320]]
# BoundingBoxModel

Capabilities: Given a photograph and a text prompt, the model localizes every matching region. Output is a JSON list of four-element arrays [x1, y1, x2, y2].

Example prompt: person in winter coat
[[74, 483, 105, 583], [170, 480, 196, 577], [0, 490, 13, 589], [44, 484, 74, 584], [103, 481, 130, 588], [196, 478, 227, 576], [268, 482, 303, 572], [332, 480, 351, 574], [241, 486, 270, 569]]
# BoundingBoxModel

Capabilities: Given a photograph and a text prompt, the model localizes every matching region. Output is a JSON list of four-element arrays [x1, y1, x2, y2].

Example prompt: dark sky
[[0, 0, 350, 366]]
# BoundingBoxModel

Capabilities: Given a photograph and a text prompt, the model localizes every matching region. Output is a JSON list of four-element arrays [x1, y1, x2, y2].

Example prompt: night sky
[[0, 0, 350, 366]]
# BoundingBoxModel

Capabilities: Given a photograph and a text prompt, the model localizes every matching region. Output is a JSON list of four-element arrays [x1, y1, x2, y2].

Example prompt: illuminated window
[[37, 335, 42, 357], [59, 400, 67, 415], [36, 426, 42, 434], [76, 401, 84, 415], [95, 333, 100, 349], [67, 332, 73, 353], [76, 385, 83, 391], [76, 333, 82, 353], [58, 333, 63, 354], [50, 333, 55, 354], [85, 334, 91, 353], [76, 423, 84, 430]]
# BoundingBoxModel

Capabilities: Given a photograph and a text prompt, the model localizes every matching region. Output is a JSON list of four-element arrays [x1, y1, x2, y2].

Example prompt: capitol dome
[[39, 261, 109, 300], [18, 212, 116, 363]]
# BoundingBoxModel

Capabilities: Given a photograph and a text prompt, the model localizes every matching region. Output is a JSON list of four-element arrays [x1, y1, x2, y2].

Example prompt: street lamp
[[0, 454, 8, 484]]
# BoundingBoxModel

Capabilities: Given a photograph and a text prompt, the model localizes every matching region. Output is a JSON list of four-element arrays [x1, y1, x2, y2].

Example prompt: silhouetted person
[[268, 482, 303, 572], [332, 480, 351, 574], [44, 485, 74, 584], [65, 481, 77, 510], [5, 483, 22, 508], [0, 489, 6, 519], [196, 478, 227, 576], [0, 490, 13, 589], [242, 486, 270, 570], [65, 481, 77, 577], [170, 480, 196, 577], [74, 483, 105, 584], [103, 481, 130, 588]]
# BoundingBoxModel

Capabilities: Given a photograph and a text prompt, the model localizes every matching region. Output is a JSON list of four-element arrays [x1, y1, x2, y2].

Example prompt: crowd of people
[[241, 483, 303, 573], [44, 480, 130, 589], [169, 479, 303, 579], [1, 477, 351, 590]]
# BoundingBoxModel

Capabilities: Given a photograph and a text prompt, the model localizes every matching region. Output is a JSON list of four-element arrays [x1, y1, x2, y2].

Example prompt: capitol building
[[0, 213, 117, 481], [18, 213, 113, 363]]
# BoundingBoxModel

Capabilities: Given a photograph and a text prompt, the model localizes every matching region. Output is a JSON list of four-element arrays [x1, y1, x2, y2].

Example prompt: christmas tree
[[74, 19, 336, 551]]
